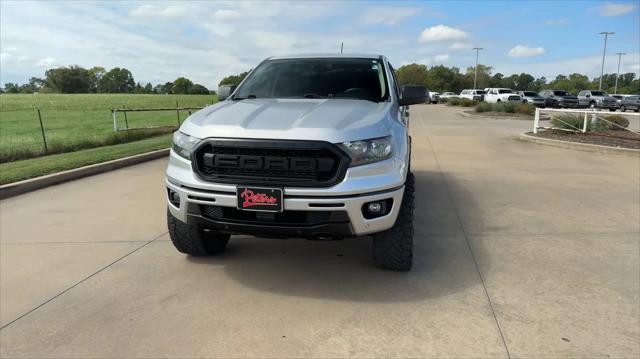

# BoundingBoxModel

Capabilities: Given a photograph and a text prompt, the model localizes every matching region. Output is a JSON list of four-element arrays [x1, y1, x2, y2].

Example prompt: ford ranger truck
[[165, 54, 427, 271]]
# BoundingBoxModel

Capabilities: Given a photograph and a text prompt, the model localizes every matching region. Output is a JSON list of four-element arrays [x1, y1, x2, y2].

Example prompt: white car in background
[[439, 92, 457, 99], [429, 91, 440, 104], [459, 89, 486, 101], [483, 88, 522, 103]]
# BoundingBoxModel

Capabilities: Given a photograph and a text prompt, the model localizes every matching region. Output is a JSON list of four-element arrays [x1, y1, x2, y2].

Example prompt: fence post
[[175, 100, 181, 126], [582, 113, 589, 133], [112, 110, 118, 131], [122, 105, 129, 130], [533, 107, 540, 134], [37, 107, 48, 153]]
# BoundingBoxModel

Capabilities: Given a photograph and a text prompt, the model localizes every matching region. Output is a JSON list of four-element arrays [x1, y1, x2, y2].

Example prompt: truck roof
[[268, 53, 384, 60]]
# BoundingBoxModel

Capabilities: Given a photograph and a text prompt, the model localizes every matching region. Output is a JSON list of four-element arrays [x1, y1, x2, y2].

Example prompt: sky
[[1, 0, 639, 89]]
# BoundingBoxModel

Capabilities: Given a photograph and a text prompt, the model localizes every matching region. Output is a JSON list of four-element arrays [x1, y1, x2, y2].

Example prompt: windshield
[[498, 89, 513, 94], [233, 58, 388, 102], [523, 92, 538, 96], [554, 91, 569, 96], [475, 90, 486, 94], [591, 91, 607, 96]]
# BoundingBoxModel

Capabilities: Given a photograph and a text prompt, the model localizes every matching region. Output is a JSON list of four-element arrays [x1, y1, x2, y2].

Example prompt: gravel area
[[529, 129, 640, 149]]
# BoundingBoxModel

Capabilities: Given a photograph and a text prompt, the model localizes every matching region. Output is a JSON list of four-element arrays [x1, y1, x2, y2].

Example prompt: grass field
[[0, 93, 216, 162], [0, 134, 172, 185]]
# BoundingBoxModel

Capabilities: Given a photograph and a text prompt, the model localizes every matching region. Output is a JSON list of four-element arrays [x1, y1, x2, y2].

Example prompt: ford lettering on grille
[[203, 154, 335, 172]]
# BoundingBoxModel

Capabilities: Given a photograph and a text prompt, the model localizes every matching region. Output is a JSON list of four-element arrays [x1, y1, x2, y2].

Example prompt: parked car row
[[428, 88, 639, 112]]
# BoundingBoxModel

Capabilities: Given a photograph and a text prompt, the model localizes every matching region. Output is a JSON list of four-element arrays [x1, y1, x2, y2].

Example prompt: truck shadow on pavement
[[187, 170, 491, 303]]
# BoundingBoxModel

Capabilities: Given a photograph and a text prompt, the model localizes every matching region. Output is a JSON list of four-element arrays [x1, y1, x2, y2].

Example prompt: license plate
[[237, 186, 283, 212]]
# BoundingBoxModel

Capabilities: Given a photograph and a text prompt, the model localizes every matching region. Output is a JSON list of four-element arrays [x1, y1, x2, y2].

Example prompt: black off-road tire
[[371, 172, 415, 271], [167, 209, 230, 255], [620, 105, 626, 112]]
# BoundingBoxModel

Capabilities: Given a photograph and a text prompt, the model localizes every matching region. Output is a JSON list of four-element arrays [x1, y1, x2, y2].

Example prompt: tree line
[[394, 63, 639, 95], [1, 65, 212, 95], [4, 63, 638, 96]]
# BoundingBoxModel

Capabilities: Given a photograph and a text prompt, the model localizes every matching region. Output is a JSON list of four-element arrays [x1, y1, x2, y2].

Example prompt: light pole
[[599, 32, 614, 90], [614, 52, 625, 94], [473, 47, 483, 90]]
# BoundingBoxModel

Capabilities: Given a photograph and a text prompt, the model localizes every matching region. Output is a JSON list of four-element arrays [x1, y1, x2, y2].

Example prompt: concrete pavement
[[1, 104, 638, 358]]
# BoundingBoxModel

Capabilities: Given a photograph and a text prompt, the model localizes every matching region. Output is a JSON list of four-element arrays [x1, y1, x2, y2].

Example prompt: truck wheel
[[167, 209, 230, 255], [609, 108, 616, 112], [371, 172, 414, 271]]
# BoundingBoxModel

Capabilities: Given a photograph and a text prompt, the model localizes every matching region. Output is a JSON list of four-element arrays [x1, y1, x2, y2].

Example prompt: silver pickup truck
[[577, 90, 617, 111], [165, 54, 428, 271]]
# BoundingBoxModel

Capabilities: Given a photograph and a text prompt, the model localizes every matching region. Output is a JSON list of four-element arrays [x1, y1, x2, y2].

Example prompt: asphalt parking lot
[[1, 105, 638, 358]]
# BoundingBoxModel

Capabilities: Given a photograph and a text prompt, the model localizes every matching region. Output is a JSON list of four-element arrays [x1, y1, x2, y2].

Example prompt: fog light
[[362, 199, 393, 219], [368, 202, 382, 213], [168, 188, 180, 208]]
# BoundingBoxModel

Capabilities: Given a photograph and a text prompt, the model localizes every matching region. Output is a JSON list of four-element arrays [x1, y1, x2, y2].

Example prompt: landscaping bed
[[529, 129, 640, 149]]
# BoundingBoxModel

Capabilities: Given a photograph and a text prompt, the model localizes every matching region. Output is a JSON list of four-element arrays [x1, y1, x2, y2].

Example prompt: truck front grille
[[192, 139, 350, 187]]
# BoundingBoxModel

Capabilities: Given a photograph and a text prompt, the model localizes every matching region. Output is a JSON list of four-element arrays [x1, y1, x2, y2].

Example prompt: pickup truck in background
[[577, 90, 618, 111], [483, 88, 522, 103], [538, 90, 580, 108], [459, 89, 486, 101]]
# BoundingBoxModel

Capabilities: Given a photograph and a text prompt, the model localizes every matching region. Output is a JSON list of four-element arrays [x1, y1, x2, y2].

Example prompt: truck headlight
[[172, 131, 201, 160], [340, 136, 393, 166]]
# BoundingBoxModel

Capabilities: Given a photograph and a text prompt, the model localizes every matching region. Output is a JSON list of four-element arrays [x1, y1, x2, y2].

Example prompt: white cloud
[[630, 63, 640, 73], [212, 9, 241, 21], [599, 2, 635, 16], [434, 54, 449, 62], [419, 25, 468, 43], [36, 57, 56, 67], [360, 6, 420, 26], [449, 42, 469, 51], [545, 18, 567, 25], [130, 4, 187, 19], [508, 45, 546, 58]]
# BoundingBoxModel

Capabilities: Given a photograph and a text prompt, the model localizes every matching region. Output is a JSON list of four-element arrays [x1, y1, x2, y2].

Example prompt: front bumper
[[166, 150, 406, 237]]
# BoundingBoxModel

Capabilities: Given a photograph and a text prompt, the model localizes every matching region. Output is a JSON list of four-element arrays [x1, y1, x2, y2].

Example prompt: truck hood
[[179, 98, 394, 143]]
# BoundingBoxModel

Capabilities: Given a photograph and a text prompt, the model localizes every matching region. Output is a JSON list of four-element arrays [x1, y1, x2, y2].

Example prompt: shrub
[[502, 102, 516, 113], [439, 97, 448, 104], [445, 97, 476, 107], [551, 114, 584, 131], [551, 114, 613, 132], [602, 114, 630, 130], [492, 102, 505, 112], [514, 103, 536, 116], [475, 102, 492, 112], [446, 97, 462, 106]]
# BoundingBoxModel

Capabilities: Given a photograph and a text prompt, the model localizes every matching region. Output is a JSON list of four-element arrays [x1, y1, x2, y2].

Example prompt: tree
[[88, 66, 106, 93], [3, 83, 19, 93], [144, 82, 153, 94], [97, 67, 135, 93], [172, 77, 194, 94], [466, 64, 492, 90], [395, 64, 429, 87], [218, 71, 249, 86], [189, 83, 210, 94], [44, 65, 92, 93]]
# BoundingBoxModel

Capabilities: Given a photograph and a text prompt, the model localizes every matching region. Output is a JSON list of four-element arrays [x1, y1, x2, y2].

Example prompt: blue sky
[[1, 0, 639, 88]]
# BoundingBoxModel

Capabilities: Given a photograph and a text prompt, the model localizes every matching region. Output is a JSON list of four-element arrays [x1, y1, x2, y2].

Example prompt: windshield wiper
[[232, 94, 257, 100]]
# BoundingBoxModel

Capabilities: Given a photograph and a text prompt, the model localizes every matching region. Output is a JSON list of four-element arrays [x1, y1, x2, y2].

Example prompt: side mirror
[[399, 85, 428, 106], [586, 94, 591, 98]]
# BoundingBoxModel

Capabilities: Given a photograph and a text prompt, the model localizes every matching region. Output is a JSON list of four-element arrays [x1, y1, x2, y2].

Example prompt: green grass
[[0, 134, 172, 185], [0, 93, 216, 162]]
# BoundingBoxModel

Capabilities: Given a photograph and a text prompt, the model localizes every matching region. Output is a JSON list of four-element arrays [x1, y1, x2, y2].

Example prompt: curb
[[517, 133, 640, 155], [0, 148, 170, 200]]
